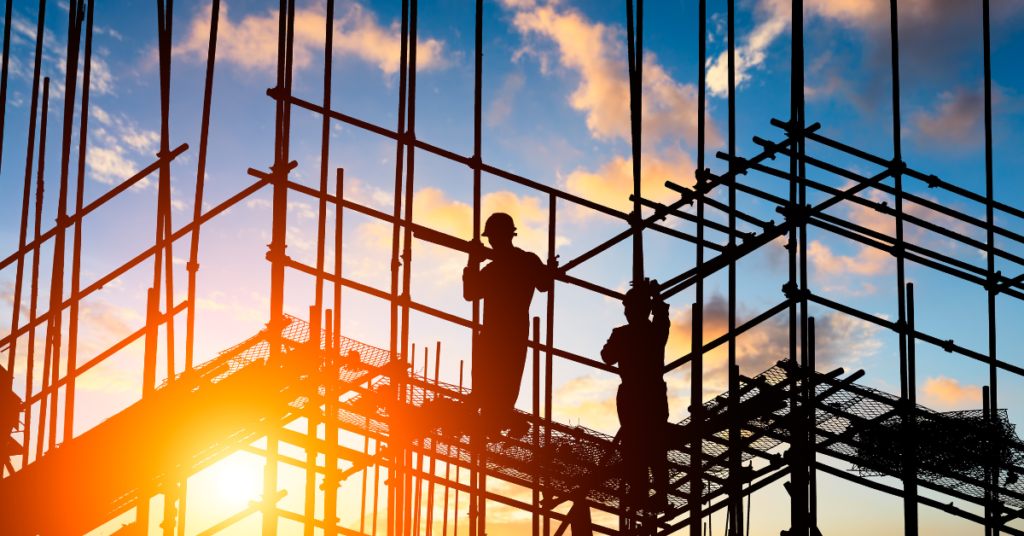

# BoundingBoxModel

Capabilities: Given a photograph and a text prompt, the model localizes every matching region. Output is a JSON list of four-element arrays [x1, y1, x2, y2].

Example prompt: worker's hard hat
[[482, 213, 517, 237], [623, 278, 657, 305], [623, 286, 652, 306]]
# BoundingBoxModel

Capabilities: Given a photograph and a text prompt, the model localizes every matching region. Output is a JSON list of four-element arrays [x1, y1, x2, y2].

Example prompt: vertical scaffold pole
[[326, 309, 340, 535], [625, 0, 643, 284], [306, 1, 336, 532], [401, 3, 421, 533], [17, 0, 48, 466], [796, 0, 812, 530], [532, 316, 541, 536], [544, 191, 556, 536], [0, 0, 13, 179], [387, 0, 411, 532], [906, 282, 918, 534], [982, 0, 999, 531], [332, 169, 345, 535], [984, 383, 992, 536], [692, 0, 708, 528], [725, 0, 742, 532], [456, 362, 464, 536], [691, 0, 706, 532], [884, 0, 915, 533], [46, 0, 85, 453], [425, 342, 441, 536], [185, 0, 222, 373], [145, 0, 176, 414], [470, 1, 484, 534], [807, 317, 816, 533], [264, 0, 296, 532], [155, 0, 177, 386], [65, 0, 94, 447], [787, 0, 807, 532], [5, 0, 34, 388], [30, 76, 49, 461], [690, 299, 702, 536], [335, 169, 344, 349]]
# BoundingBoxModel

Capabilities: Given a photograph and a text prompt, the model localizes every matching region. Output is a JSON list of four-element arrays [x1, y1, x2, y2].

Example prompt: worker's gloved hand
[[467, 240, 487, 266], [650, 280, 669, 316]]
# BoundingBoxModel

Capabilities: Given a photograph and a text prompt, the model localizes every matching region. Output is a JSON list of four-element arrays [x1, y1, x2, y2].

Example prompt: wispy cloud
[[85, 105, 160, 186], [487, 72, 526, 126], [911, 87, 985, 146], [706, 0, 790, 97], [174, 1, 449, 75], [808, 239, 892, 279]]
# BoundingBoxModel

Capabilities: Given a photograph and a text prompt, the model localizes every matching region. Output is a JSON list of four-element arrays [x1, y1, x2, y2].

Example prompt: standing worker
[[601, 279, 670, 512], [463, 213, 552, 433]]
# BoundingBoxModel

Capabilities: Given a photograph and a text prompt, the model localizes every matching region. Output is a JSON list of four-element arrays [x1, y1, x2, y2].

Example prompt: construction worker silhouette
[[463, 213, 552, 431], [601, 279, 670, 512]]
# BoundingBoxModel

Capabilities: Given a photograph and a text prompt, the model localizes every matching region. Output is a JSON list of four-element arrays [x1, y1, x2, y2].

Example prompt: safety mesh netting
[[167, 316, 1024, 513]]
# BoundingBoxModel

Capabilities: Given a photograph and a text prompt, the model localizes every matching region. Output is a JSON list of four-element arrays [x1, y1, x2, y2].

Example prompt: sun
[[216, 460, 261, 504]]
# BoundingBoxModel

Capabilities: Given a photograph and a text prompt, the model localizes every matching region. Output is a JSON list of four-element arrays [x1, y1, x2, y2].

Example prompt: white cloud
[[174, 1, 449, 75], [564, 148, 696, 218], [705, 0, 1024, 102], [86, 146, 139, 185], [500, 0, 718, 220], [706, 0, 789, 97], [85, 107, 161, 185], [504, 0, 718, 147]]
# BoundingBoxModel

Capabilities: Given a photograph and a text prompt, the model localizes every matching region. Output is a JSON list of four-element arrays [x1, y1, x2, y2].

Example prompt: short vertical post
[[304, 309, 319, 536], [690, 301, 703, 536], [808, 318, 817, 534], [532, 316, 541, 536], [906, 284, 918, 535], [143, 288, 159, 396]]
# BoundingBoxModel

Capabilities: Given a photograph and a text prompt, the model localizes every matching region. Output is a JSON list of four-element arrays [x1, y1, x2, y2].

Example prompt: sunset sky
[[3, 0, 1024, 534]]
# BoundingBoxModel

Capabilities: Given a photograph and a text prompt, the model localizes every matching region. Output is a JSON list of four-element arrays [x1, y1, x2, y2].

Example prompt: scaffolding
[[2, 0, 1023, 535]]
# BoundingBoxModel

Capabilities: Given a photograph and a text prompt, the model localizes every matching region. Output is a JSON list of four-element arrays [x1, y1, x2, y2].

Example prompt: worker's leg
[[470, 334, 499, 410], [617, 386, 648, 513], [495, 343, 529, 410], [650, 383, 670, 511], [481, 343, 529, 436]]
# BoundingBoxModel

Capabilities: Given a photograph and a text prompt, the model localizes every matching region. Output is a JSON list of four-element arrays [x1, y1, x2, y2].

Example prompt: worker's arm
[[463, 254, 484, 301], [532, 252, 554, 293], [652, 291, 671, 346], [601, 327, 628, 366]]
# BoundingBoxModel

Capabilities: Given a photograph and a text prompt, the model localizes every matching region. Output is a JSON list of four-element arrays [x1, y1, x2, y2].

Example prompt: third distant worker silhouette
[[601, 279, 670, 512], [463, 213, 552, 433]]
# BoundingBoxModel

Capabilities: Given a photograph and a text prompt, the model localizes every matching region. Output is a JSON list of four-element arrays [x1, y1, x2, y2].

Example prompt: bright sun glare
[[217, 461, 260, 504]]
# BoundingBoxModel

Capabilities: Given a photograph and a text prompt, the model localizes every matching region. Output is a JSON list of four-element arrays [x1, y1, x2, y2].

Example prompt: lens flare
[[216, 461, 260, 504]]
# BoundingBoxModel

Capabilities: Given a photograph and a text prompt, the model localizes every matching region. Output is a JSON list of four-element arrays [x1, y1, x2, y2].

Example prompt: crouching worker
[[601, 279, 670, 512]]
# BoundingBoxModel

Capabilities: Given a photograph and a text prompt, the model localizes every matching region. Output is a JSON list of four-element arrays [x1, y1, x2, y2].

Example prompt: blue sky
[[3, 0, 1024, 534]]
